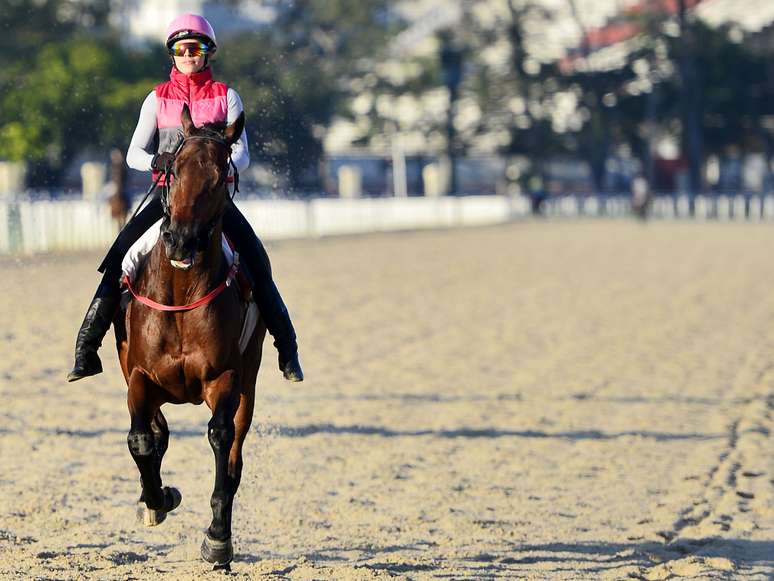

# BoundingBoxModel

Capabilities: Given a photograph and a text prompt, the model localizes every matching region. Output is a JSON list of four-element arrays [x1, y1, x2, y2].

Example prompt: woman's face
[[171, 40, 207, 74]]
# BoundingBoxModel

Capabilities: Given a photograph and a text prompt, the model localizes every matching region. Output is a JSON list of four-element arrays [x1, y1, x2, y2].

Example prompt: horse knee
[[128, 431, 154, 457], [207, 421, 235, 453], [210, 491, 230, 515], [151, 422, 169, 457]]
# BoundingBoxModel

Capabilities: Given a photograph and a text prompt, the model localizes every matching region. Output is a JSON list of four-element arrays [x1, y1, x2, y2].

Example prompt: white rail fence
[[539, 194, 774, 221], [0, 195, 530, 255], [0, 193, 771, 255]]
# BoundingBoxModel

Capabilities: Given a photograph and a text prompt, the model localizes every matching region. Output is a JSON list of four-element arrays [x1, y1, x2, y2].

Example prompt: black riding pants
[[96, 195, 296, 350]]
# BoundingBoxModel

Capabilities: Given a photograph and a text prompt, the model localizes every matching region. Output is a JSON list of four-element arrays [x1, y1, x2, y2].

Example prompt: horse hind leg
[[127, 374, 181, 526]]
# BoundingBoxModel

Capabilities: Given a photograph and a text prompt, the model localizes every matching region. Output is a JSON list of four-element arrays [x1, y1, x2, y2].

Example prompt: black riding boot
[[223, 202, 303, 382], [254, 277, 304, 382], [68, 197, 165, 382], [67, 280, 121, 382]]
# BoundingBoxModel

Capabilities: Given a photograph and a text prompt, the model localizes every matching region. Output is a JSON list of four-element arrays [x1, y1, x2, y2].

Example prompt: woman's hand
[[151, 152, 176, 171]]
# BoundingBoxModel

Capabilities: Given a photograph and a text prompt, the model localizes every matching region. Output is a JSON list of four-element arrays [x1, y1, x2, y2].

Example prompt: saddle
[[224, 239, 253, 304], [226, 245, 260, 355]]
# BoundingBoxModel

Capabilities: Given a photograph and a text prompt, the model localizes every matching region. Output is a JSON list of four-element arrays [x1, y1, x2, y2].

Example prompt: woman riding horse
[[119, 104, 264, 566], [67, 13, 303, 384]]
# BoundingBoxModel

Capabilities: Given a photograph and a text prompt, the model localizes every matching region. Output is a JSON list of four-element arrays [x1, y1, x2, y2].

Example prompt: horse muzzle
[[161, 226, 197, 269], [170, 256, 194, 270]]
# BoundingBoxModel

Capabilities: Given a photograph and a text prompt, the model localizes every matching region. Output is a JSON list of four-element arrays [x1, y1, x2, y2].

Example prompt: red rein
[[124, 262, 239, 312]]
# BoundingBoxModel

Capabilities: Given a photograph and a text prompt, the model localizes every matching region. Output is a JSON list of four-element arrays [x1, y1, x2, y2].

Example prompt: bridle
[[160, 132, 239, 217], [158, 132, 241, 251], [128, 130, 240, 225]]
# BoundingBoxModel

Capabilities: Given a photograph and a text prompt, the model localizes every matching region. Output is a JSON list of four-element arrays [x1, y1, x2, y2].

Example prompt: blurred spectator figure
[[108, 148, 129, 227], [528, 174, 548, 216], [631, 173, 651, 221]]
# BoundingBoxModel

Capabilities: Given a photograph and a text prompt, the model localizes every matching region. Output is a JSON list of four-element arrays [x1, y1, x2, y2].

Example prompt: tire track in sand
[[634, 349, 774, 580]]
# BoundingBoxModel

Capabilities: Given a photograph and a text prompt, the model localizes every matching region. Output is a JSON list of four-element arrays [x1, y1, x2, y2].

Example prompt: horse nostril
[[162, 230, 175, 246]]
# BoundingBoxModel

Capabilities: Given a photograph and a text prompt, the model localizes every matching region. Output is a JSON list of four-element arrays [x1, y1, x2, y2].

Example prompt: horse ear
[[224, 112, 245, 147], [181, 104, 195, 136]]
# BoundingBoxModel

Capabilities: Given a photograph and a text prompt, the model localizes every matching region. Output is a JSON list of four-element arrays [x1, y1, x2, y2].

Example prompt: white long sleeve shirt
[[126, 88, 250, 172]]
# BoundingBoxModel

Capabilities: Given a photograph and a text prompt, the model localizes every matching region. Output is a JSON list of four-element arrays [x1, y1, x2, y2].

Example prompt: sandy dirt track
[[0, 221, 773, 580]]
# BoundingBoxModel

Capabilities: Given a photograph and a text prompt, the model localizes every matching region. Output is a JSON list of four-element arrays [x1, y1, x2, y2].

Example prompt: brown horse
[[112, 104, 266, 567]]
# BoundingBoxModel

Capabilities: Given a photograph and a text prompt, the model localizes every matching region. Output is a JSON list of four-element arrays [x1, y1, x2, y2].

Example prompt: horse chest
[[129, 309, 235, 378], [136, 344, 230, 405]]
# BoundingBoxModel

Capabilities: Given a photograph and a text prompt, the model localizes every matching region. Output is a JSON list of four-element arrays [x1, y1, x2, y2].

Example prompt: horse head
[[160, 104, 244, 269]]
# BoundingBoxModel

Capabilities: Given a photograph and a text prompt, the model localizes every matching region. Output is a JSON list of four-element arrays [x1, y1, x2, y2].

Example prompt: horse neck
[[148, 222, 226, 303]]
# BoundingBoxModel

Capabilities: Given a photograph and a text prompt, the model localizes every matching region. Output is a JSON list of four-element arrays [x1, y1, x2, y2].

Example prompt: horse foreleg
[[127, 370, 180, 526], [201, 370, 239, 566], [150, 409, 169, 480], [228, 392, 255, 492]]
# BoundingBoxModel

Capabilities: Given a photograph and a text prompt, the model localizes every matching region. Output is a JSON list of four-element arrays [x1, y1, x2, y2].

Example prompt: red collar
[[123, 261, 239, 312], [169, 66, 214, 88]]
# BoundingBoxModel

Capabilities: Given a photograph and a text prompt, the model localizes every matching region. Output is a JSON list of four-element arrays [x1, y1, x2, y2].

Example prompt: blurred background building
[[112, 1, 275, 46]]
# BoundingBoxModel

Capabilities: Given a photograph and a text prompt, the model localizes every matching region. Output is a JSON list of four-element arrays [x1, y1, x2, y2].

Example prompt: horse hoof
[[137, 487, 182, 527], [201, 534, 233, 566], [163, 486, 182, 512], [138, 504, 166, 527]]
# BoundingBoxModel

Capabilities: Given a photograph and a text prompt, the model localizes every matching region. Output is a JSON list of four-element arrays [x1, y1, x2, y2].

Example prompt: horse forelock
[[200, 121, 227, 134]]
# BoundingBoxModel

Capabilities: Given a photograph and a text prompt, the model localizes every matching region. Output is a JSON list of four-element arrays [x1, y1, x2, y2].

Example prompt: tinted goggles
[[168, 40, 211, 57]]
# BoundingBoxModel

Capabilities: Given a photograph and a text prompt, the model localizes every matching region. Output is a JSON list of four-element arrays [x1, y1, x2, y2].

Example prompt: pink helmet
[[165, 14, 217, 50]]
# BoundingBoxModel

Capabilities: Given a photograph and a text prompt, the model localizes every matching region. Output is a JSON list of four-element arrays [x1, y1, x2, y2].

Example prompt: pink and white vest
[[154, 67, 228, 181]]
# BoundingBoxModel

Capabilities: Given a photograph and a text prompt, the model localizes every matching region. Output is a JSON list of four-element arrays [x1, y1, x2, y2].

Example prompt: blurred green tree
[[566, 4, 774, 193], [0, 0, 161, 187], [455, 0, 572, 193], [683, 22, 774, 161], [3, 0, 772, 194], [218, 0, 398, 193]]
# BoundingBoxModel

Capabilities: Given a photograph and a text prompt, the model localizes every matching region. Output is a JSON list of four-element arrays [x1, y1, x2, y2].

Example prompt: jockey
[[67, 14, 304, 383]]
